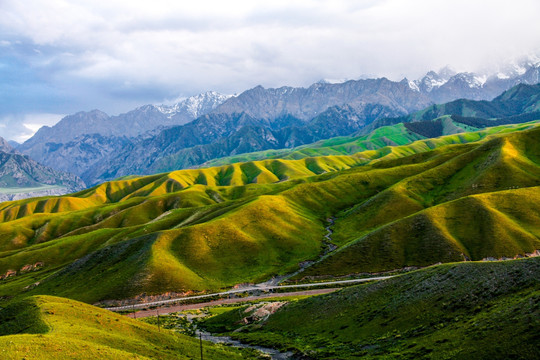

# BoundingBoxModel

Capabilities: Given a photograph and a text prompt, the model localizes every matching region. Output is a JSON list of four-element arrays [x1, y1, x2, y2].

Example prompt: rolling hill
[[0, 295, 256, 359], [0, 121, 539, 304]]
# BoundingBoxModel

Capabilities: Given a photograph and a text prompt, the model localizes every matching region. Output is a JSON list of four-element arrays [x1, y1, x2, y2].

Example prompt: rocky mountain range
[[408, 56, 540, 103], [0, 136, 85, 201], [364, 82, 540, 132], [0, 137, 14, 153], [17, 91, 230, 177], [156, 91, 232, 123], [17, 57, 540, 185]]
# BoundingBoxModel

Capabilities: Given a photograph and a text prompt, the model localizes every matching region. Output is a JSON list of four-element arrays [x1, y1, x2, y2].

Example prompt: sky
[[1, 0, 540, 142]]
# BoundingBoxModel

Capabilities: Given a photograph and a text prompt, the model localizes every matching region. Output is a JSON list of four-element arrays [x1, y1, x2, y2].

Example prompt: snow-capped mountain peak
[[473, 74, 487, 88], [156, 91, 232, 121], [444, 72, 487, 89], [407, 79, 420, 92], [492, 54, 540, 81], [413, 70, 449, 93]]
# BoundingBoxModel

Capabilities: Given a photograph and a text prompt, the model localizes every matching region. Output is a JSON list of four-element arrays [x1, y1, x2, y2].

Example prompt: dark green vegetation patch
[[0, 297, 49, 335]]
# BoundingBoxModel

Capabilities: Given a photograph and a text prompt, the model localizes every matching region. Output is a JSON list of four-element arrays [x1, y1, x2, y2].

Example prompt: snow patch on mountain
[[491, 54, 540, 80], [473, 75, 487, 88], [157, 91, 232, 119], [407, 79, 420, 92]]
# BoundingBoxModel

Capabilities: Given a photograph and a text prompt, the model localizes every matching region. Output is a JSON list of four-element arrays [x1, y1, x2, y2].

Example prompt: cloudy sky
[[1, 0, 539, 142]]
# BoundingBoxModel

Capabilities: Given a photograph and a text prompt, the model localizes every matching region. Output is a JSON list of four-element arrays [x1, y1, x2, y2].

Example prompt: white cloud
[[3, 0, 539, 87], [23, 123, 47, 133], [0, 113, 64, 142], [0, 0, 539, 134]]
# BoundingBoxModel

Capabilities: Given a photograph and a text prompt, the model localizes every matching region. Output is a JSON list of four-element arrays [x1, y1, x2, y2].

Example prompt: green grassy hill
[[202, 257, 540, 359], [0, 295, 255, 359], [0, 122, 539, 303]]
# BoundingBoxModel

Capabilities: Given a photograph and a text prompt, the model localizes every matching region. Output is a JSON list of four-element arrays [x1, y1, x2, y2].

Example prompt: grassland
[[0, 121, 539, 303], [201, 257, 540, 359], [0, 295, 259, 359]]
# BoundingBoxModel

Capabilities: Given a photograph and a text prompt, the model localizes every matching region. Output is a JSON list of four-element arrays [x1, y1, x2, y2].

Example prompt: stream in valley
[[198, 330, 294, 360]]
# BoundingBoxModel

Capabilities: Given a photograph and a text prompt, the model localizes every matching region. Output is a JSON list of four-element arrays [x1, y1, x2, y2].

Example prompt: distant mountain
[[408, 56, 540, 103], [409, 83, 540, 121], [20, 91, 231, 148], [82, 79, 433, 184], [85, 105, 381, 181], [0, 139, 85, 202], [82, 83, 540, 184], [18, 91, 231, 178], [18, 57, 540, 184], [214, 78, 431, 120], [0, 136, 14, 153], [201, 117, 540, 168], [366, 83, 540, 132], [7, 140, 19, 149], [28, 134, 133, 177], [156, 91, 232, 124]]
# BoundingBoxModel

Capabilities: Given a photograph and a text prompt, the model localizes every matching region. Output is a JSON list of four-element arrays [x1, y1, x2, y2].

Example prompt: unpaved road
[[106, 276, 393, 312], [131, 288, 339, 318]]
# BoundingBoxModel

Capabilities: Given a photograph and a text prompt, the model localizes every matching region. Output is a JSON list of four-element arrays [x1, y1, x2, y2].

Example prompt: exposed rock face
[[28, 134, 133, 177], [216, 78, 431, 121], [0, 148, 85, 203], [0, 136, 15, 153]]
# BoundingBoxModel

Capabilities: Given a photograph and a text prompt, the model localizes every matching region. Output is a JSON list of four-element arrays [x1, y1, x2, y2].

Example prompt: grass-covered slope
[[202, 258, 540, 359], [0, 295, 254, 359], [0, 156, 368, 302], [300, 127, 540, 278], [0, 123, 539, 303]]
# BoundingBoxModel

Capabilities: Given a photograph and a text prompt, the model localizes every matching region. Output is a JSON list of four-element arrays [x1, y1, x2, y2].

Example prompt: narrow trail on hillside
[[274, 217, 338, 285]]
